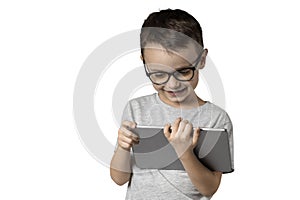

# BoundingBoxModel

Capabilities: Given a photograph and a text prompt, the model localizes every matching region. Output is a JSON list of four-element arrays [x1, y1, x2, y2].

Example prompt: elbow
[[110, 168, 130, 186], [110, 175, 128, 186], [201, 188, 218, 198], [199, 172, 222, 197], [111, 177, 128, 186]]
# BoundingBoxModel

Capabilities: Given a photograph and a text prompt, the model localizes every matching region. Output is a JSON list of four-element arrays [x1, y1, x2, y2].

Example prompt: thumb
[[192, 128, 201, 146], [163, 123, 172, 139]]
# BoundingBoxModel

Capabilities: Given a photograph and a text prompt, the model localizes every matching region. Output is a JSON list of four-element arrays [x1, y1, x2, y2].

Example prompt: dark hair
[[140, 9, 204, 55]]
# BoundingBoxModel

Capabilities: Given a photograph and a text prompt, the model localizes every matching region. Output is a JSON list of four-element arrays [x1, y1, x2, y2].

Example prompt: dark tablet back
[[132, 126, 233, 173]]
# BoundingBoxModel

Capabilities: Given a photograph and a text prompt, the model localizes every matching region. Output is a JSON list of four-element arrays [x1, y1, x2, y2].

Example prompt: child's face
[[142, 44, 206, 108]]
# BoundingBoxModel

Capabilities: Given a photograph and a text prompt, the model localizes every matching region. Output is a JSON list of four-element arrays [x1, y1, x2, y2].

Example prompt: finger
[[119, 134, 139, 145], [182, 122, 193, 138], [119, 141, 131, 150], [119, 127, 139, 142], [192, 127, 201, 146], [177, 119, 188, 135], [163, 123, 172, 139], [122, 120, 137, 129], [171, 117, 182, 134]]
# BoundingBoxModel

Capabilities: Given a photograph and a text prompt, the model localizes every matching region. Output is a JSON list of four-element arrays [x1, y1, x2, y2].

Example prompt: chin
[[161, 90, 190, 104], [167, 94, 187, 102]]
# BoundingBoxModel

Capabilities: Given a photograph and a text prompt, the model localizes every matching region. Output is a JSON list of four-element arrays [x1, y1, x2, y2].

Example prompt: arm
[[164, 118, 222, 197], [179, 150, 222, 197], [110, 146, 132, 186], [110, 121, 138, 186]]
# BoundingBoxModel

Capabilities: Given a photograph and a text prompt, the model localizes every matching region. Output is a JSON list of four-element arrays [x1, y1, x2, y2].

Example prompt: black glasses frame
[[144, 52, 203, 85]]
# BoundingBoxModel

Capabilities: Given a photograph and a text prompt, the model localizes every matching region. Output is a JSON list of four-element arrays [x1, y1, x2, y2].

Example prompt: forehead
[[143, 43, 198, 70]]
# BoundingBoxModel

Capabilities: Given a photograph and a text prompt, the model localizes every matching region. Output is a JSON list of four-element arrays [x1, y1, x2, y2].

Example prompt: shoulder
[[204, 102, 226, 114], [127, 93, 158, 107], [205, 102, 232, 124], [122, 94, 158, 121]]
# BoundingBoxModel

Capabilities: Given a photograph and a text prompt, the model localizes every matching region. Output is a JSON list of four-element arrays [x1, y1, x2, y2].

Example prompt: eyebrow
[[146, 66, 195, 74], [176, 65, 195, 70], [145, 52, 202, 72]]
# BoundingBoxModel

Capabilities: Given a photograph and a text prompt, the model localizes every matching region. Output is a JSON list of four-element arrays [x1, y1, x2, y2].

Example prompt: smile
[[165, 88, 186, 96]]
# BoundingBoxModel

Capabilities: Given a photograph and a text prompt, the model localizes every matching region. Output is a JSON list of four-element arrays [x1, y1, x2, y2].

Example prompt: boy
[[110, 9, 233, 199]]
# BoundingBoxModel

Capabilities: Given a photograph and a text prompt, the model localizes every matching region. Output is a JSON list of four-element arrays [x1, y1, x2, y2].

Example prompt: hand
[[163, 118, 200, 158], [117, 121, 139, 151]]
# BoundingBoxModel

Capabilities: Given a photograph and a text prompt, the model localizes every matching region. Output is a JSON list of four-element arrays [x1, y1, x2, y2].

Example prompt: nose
[[166, 75, 180, 89]]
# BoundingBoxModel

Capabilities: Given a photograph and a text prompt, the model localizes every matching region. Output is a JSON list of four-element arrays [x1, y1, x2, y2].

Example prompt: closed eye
[[152, 72, 166, 78], [178, 68, 192, 74]]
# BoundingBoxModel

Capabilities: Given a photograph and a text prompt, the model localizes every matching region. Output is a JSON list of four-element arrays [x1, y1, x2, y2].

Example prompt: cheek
[[153, 84, 163, 91], [181, 72, 199, 89], [190, 72, 199, 89], [192, 77, 199, 89]]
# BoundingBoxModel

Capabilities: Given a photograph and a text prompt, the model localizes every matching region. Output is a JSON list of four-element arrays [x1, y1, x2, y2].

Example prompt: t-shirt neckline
[[154, 93, 209, 111]]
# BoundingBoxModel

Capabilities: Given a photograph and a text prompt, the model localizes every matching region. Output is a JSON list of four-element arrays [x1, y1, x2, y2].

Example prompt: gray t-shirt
[[121, 93, 234, 200]]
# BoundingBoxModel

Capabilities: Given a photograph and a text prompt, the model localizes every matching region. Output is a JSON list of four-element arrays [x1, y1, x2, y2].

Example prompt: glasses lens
[[174, 68, 194, 81], [149, 72, 169, 84]]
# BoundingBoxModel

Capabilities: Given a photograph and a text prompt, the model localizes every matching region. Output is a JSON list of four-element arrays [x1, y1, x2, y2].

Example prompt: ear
[[140, 55, 146, 64], [198, 49, 208, 70]]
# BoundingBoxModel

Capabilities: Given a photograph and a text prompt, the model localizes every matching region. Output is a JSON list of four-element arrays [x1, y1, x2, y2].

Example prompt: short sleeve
[[121, 101, 135, 123]]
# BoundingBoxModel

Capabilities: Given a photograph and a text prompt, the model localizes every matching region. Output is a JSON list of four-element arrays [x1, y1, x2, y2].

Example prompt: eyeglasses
[[144, 52, 203, 85]]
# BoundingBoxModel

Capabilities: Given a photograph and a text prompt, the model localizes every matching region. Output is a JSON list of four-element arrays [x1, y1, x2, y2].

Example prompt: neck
[[159, 93, 206, 109]]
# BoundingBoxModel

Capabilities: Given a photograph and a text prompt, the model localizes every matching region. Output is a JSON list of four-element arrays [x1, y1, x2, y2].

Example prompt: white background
[[1, 0, 300, 199]]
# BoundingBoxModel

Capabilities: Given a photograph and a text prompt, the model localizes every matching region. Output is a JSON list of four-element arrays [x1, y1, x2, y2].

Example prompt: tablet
[[132, 125, 233, 173]]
